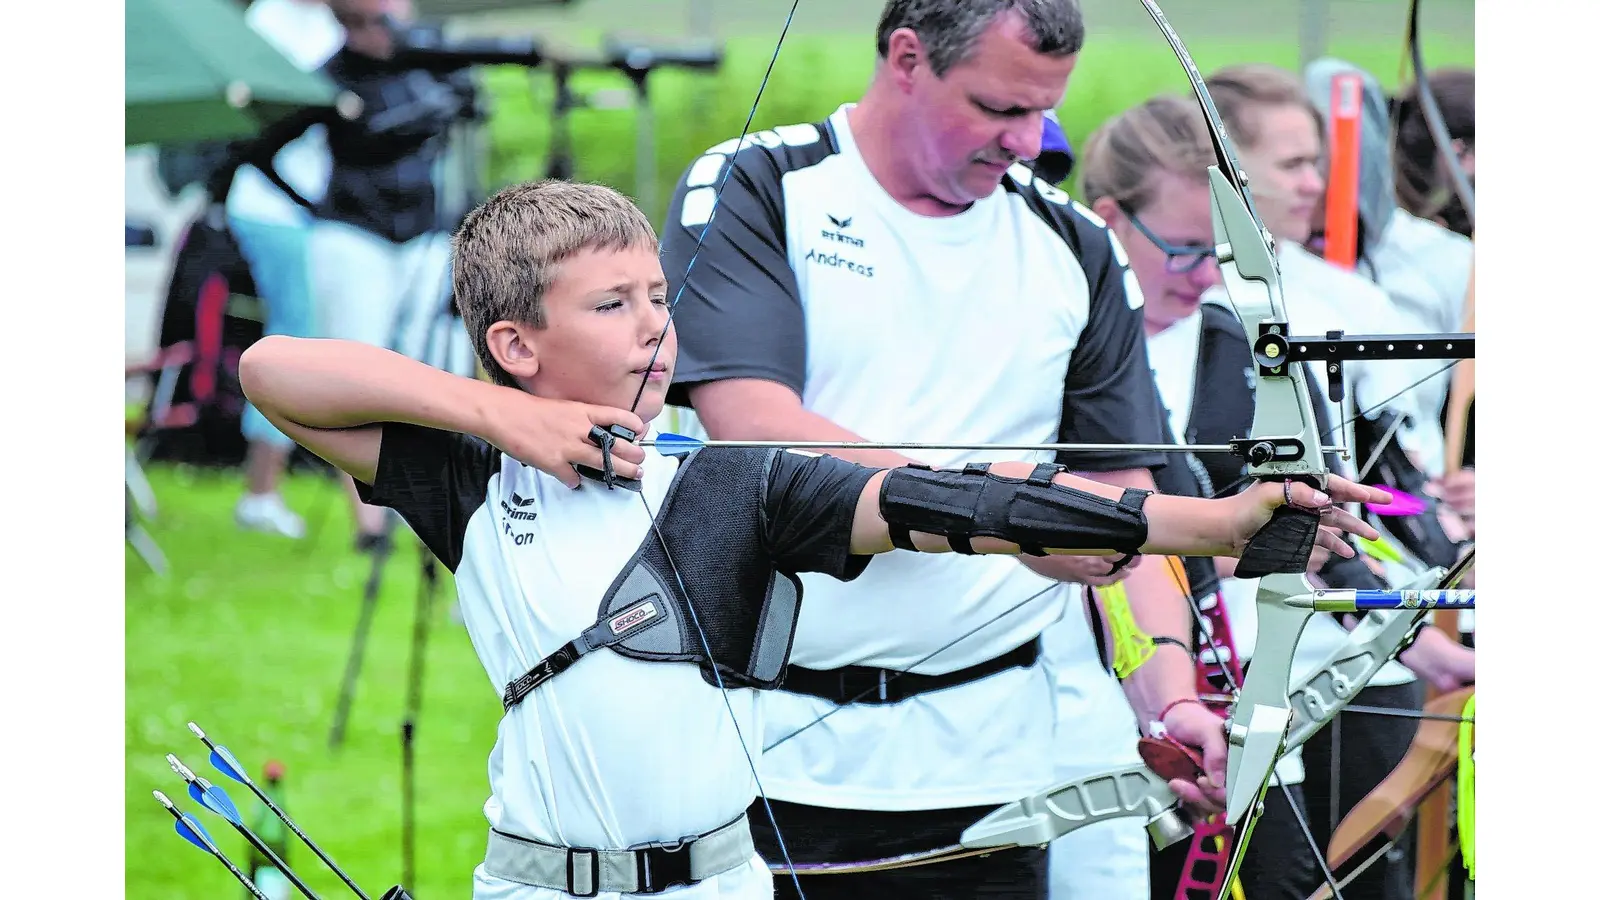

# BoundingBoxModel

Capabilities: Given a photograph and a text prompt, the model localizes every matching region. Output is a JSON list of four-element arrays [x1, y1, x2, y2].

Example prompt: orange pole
[[1322, 73, 1365, 269]]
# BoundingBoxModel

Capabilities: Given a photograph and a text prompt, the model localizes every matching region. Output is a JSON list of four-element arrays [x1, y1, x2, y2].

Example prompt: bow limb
[[959, 761, 1192, 854], [1134, 9, 1331, 892], [1412, 257, 1474, 898], [1292, 548, 1473, 900], [1403, 0, 1475, 230], [1283, 565, 1449, 750], [766, 761, 1193, 877]]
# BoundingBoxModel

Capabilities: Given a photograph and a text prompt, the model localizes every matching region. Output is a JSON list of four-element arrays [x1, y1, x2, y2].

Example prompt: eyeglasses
[[1123, 208, 1217, 274]]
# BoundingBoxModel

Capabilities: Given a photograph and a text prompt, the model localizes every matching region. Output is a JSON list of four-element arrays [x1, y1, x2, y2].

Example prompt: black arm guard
[[878, 463, 1150, 557]]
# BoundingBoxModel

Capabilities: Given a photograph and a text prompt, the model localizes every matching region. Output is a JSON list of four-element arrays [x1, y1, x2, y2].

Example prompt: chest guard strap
[[879, 462, 1150, 557], [503, 448, 803, 712]]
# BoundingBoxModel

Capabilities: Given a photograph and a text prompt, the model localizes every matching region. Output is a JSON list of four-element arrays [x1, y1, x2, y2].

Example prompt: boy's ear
[[484, 321, 539, 381]]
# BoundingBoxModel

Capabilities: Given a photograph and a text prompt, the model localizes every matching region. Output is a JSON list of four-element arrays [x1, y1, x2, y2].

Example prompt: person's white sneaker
[[235, 492, 307, 539]]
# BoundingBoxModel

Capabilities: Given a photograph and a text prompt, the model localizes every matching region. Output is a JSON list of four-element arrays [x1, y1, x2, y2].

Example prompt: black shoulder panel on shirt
[[998, 165, 1120, 284], [671, 119, 842, 234]]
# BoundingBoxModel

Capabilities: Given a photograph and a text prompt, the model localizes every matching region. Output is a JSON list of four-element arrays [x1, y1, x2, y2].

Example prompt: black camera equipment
[[542, 34, 724, 220]]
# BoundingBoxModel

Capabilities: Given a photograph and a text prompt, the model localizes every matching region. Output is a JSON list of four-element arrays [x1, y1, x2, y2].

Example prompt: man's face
[[525, 244, 676, 425], [898, 13, 1078, 206], [331, 0, 397, 59], [1236, 104, 1326, 245], [1098, 171, 1222, 333]]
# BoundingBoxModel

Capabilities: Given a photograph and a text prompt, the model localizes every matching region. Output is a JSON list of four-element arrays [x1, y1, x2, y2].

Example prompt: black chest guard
[[501, 448, 802, 711]]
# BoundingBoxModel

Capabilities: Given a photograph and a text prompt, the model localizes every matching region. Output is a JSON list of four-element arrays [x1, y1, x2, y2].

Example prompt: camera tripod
[[320, 107, 482, 896]]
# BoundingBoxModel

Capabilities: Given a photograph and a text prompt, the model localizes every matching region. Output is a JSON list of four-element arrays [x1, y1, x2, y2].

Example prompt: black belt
[[780, 638, 1041, 705]]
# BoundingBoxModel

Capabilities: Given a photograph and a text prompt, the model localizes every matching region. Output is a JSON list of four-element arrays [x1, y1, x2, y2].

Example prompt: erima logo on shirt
[[608, 599, 660, 636], [804, 248, 874, 277], [821, 214, 864, 248], [500, 494, 539, 522]]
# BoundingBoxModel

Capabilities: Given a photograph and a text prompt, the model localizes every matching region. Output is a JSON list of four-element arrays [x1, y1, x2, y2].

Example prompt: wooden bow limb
[[1303, 687, 1473, 900], [1413, 252, 1475, 897]]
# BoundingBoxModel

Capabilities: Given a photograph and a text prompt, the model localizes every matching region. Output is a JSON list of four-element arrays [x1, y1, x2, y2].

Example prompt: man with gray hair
[[660, 2, 1223, 897]]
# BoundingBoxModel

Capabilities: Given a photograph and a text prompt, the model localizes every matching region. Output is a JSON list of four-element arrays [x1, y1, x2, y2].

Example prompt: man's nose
[[1000, 113, 1045, 163]]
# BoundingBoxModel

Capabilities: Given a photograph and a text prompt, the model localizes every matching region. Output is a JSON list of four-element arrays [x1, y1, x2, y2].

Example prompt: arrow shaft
[[211, 848, 273, 900], [1290, 590, 1475, 611], [228, 818, 324, 900], [647, 438, 1350, 454]]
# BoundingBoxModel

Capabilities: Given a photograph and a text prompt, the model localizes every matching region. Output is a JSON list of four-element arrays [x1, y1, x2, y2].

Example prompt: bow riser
[[1208, 168, 1329, 482]]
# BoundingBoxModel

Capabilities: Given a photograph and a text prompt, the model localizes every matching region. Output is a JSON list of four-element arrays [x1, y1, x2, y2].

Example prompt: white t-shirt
[[1040, 586, 1142, 774], [662, 105, 1171, 810], [357, 425, 879, 899], [225, 0, 343, 227], [1359, 210, 1475, 477]]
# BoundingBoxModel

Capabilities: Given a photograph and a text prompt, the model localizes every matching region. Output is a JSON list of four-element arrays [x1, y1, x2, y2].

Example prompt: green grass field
[[126, 465, 503, 899]]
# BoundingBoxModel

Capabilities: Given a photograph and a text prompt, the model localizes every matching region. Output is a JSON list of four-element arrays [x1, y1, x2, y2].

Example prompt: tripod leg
[[328, 518, 397, 749], [401, 548, 438, 893], [633, 78, 656, 223], [127, 522, 168, 576]]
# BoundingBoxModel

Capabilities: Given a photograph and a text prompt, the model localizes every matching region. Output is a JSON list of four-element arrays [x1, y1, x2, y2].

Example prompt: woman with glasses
[[1076, 92, 1325, 900], [1075, 82, 1471, 900]]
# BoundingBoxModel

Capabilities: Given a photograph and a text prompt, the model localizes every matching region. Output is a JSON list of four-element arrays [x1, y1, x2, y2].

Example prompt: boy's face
[[523, 243, 676, 424]]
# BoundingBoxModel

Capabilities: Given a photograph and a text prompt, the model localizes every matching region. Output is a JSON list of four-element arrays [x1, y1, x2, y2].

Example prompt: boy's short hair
[[452, 179, 659, 388]]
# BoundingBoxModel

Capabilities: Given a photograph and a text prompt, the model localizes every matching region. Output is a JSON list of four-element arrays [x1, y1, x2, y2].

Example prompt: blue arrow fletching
[[191, 782, 244, 825], [174, 813, 216, 853], [209, 746, 248, 784], [653, 432, 703, 457]]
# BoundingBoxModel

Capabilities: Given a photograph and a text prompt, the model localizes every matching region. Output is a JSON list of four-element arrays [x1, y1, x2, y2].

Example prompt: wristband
[[1151, 636, 1195, 662], [1147, 697, 1208, 738], [1158, 697, 1207, 724]]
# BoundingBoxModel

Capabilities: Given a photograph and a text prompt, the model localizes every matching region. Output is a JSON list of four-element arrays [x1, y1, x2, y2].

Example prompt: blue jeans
[[229, 216, 316, 448]]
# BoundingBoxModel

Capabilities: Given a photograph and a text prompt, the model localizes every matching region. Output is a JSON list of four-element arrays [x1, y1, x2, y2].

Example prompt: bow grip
[[1234, 480, 1320, 578]]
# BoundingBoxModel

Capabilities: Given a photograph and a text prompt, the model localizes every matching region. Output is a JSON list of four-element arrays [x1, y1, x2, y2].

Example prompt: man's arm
[[690, 380, 920, 471], [239, 336, 645, 487]]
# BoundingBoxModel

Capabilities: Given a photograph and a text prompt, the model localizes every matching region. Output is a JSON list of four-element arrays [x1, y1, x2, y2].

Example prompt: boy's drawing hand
[[1226, 477, 1390, 561], [488, 394, 646, 489]]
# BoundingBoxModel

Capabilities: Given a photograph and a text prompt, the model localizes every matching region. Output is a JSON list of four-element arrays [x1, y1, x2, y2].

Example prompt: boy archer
[[240, 179, 1386, 900]]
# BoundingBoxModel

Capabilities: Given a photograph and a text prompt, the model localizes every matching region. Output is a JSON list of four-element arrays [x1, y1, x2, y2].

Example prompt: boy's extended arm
[[238, 336, 645, 487], [846, 462, 1386, 563]]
